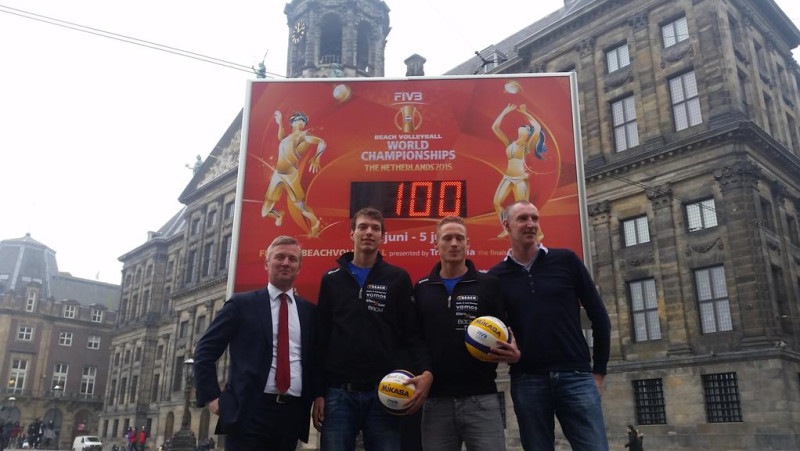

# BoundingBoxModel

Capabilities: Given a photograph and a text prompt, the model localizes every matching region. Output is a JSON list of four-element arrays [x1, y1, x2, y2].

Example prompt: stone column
[[588, 200, 623, 362], [713, 159, 770, 347], [646, 183, 691, 355]]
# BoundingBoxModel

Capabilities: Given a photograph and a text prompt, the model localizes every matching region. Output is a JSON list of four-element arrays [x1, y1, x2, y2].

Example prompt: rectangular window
[[179, 320, 189, 339], [787, 216, 800, 246], [124, 350, 131, 364], [220, 235, 232, 270], [760, 197, 775, 231], [670, 71, 703, 131], [633, 378, 667, 425], [787, 114, 799, 151], [764, 94, 775, 134], [102, 420, 109, 438], [109, 379, 116, 405], [16, 325, 33, 341], [686, 198, 718, 232], [191, 218, 201, 235], [224, 201, 235, 220], [186, 250, 197, 283], [702, 373, 742, 422], [623, 216, 650, 247], [606, 43, 631, 73], [166, 260, 175, 278], [88, 335, 101, 350], [151, 374, 161, 403], [52, 363, 69, 393], [738, 71, 749, 114], [156, 344, 164, 360], [59, 331, 74, 346], [135, 347, 142, 361], [8, 359, 28, 393], [173, 357, 184, 391], [202, 243, 214, 277], [130, 375, 138, 403], [114, 353, 120, 367], [196, 315, 207, 334], [119, 377, 127, 404], [206, 210, 217, 227], [662, 16, 689, 48], [695, 266, 733, 333], [629, 279, 661, 341], [91, 308, 103, 323], [612, 96, 639, 152], [754, 41, 767, 74], [63, 304, 76, 319], [25, 291, 37, 311], [80, 366, 97, 397], [112, 420, 119, 439]]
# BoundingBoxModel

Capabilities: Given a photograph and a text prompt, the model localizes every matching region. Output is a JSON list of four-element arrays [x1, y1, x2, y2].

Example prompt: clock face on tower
[[291, 21, 307, 43]]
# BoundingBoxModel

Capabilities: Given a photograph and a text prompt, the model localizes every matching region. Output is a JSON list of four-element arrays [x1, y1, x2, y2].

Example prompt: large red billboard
[[230, 75, 586, 301]]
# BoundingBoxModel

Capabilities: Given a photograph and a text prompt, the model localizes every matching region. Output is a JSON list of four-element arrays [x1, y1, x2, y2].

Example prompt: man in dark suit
[[195, 235, 315, 450]]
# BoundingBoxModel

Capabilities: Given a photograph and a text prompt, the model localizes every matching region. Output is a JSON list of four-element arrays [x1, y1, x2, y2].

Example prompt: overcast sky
[[0, 0, 798, 285]]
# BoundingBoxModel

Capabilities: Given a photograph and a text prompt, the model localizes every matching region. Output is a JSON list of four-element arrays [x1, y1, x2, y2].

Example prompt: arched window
[[164, 412, 175, 439], [356, 22, 373, 73], [319, 14, 343, 64]]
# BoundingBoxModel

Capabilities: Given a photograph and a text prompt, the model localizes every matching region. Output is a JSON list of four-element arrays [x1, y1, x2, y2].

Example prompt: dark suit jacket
[[194, 287, 315, 442]]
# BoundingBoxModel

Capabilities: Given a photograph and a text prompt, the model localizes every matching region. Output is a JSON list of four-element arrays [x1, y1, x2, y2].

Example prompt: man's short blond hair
[[266, 236, 301, 262]]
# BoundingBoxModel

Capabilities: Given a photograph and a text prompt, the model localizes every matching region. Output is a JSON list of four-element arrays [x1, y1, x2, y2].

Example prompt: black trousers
[[225, 393, 305, 451]]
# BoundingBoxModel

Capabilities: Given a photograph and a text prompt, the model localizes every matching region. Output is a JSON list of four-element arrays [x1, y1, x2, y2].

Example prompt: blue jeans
[[510, 371, 608, 451], [321, 387, 402, 451]]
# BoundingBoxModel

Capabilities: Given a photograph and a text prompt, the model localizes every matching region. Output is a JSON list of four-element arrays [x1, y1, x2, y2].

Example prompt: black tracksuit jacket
[[311, 252, 431, 397], [413, 260, 506, 398]]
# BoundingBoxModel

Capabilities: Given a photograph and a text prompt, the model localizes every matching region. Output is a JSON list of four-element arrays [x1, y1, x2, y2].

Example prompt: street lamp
[[53, 384, 63, 398], [169, 357, 196, 451]]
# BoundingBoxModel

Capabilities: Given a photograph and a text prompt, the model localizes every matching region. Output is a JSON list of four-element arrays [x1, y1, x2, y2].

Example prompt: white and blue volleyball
[[465, 316, 510, 361], [378, 370, 416, 414]]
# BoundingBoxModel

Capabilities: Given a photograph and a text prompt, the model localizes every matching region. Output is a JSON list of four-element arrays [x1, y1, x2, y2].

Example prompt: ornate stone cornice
[[530, 62, 547, 73], [646, 183, 673, 210], [627, 10, 648, 32], [713, 160, 761, 191], [588, 200, 611, 217], [660, 41, 694, 69], [575, 37, 595, 58], [685, 237, 724, 256], [772, 180, 787, 206], [604, 66, 634, 92]]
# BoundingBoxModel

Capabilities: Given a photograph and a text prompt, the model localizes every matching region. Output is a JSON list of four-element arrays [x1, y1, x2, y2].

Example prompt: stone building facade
[[99, 1, 391, 448], [448, 0, 800, 449], [0, 234, 118, 449]]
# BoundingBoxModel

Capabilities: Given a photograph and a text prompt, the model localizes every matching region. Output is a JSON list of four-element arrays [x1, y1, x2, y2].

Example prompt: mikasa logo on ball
[[380, 384, 411, 397]]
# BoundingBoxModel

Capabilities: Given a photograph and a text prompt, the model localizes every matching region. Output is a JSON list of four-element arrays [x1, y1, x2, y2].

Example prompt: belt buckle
[[275, 394, 288, 404]]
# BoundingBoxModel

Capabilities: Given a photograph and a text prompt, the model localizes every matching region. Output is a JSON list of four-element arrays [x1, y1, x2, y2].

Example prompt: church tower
[[284, 0, 391, 78]]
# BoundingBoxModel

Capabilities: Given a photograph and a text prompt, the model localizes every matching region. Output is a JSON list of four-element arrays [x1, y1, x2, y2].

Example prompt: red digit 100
[[395, 181, 463, 217]]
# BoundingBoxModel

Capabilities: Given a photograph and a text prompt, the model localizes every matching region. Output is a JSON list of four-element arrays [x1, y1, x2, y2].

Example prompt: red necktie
[[276, 293, 290, 393]]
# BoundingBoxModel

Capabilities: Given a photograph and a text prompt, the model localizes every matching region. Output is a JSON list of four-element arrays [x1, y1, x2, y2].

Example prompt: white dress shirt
[[264, 283, 302, 397]]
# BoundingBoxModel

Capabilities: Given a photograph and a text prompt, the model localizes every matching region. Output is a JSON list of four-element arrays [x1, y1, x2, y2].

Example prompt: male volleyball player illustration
[[492, 104, 547, 238], [261, 110, 326, 237]]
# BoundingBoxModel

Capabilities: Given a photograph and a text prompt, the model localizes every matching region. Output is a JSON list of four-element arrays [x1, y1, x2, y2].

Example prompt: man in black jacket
[[194, 236, 315, 450], [311, 207, 433, 451], [414, 216, 519, 450], [489, 201, 610, 451]]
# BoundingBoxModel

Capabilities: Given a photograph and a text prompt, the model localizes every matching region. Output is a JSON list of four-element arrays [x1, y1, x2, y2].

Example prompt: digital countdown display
[[230, 75, 587, 301], [350, 180, 467, 218]]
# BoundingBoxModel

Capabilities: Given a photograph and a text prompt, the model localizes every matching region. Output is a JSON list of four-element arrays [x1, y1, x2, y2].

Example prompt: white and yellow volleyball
[[465, 316, 510, 361], [332, 84, 351, 103], [378, 370, 415, 414]]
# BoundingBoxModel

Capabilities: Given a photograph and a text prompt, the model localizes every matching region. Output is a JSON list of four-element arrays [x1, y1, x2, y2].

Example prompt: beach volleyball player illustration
[[261, 110, 326, 237], [491, 103, 547, 238]]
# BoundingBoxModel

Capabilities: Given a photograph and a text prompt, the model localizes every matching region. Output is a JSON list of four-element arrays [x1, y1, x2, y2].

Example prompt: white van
[[71, 435, 103, 451]]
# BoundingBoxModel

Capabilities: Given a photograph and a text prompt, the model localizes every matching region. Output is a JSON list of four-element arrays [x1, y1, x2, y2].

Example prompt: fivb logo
[[393, 91, 423, 103]]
